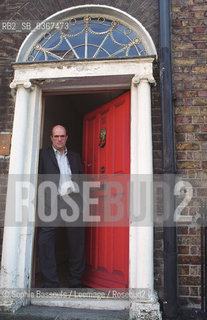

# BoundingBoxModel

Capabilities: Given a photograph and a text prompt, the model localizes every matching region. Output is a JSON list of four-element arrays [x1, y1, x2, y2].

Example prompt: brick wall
[[171, 0, 207, 308]]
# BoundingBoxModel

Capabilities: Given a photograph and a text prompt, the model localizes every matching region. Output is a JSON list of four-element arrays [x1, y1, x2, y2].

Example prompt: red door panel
[[82, 91, 130, 288]]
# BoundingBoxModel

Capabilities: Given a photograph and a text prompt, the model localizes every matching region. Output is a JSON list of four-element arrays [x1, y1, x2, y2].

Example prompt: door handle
[[100, 166, 105, 173], [87, 163, 92, 167]]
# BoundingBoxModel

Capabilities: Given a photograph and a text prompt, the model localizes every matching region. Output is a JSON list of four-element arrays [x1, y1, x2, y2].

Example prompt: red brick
[[189, 227, 200, 235], [176, 143, 200, 150], [179, 276, 200, 286], [173, 19, 182, 27], [177, 226, 189, 235], [175, 107, 200, 115], [190, 4, 207, 11], [190, 246, 201, 255], [178, 265, 189, 275], [197, 134, 207, 141], [176, 116, 193, 124], [178, 246, 190, 254], [194, 42, 206, 49], [176, 124, 200, 133], [197, 187, 207, 195], [201, 125, 207, 132], [202, 162, 207, 169], [179, 286, 190, 296], [177, 161, 201, 169], [193, 116, 204, 123], [189, 287, 199, 296], [194, 27, 206, 33], [198, 90, 207, 97], [178, 255, 201, 264], [177, 152, 187, 160]]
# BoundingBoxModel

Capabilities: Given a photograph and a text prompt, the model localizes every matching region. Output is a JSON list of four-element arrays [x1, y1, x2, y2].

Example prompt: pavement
[[1, 305, 207, 320], [0, 305, 129, 320]]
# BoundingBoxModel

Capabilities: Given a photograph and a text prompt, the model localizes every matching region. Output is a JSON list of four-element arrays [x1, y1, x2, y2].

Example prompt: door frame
[[0, 57, 159, 315]]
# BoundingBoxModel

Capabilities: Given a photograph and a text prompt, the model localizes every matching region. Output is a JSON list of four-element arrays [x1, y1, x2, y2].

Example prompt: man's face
[[51, 126, 68, 152]]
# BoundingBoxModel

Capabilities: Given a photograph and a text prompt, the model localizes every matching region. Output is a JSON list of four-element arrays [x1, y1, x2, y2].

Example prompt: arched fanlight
[[16, 5, 157, 62], [28, 16, 147, 62]]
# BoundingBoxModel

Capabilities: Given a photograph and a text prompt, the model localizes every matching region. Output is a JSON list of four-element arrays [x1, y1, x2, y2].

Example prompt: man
[[38, 125, 85, 288]]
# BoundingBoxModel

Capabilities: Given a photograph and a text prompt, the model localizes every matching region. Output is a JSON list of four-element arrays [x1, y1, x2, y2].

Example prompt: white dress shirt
[[53, 146, 76, 196]]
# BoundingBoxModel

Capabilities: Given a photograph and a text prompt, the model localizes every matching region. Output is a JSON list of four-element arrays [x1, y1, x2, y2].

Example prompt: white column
[[16, 85, 42, 290], [1, 82, 31, 289], [130, 74, 155, 293], [0, 82, 42, 295], [130, 73, 161, 319]]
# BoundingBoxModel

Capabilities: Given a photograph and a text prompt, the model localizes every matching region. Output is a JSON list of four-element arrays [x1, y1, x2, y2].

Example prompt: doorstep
[[0, 305, 129, 320], [30, 288, 129, 310]]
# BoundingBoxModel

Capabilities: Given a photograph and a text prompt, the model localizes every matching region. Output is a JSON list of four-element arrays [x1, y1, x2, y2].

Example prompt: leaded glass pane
[[27, 16, 147, 62]]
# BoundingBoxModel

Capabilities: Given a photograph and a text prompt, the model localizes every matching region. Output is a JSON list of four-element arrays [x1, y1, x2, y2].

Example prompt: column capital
[[10, 80, 35, 98], [132, 73, 156, 86], [10, 80, 35, 90]]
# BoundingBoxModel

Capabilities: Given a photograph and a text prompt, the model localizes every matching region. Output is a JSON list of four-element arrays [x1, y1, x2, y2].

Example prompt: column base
[[0, 290, 28, 313], [0, 297, 23, 313], [130, 295, 162, 320]]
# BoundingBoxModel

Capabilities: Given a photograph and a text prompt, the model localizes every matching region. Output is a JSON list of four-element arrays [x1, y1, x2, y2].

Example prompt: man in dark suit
[[38, 125, 85, 288]]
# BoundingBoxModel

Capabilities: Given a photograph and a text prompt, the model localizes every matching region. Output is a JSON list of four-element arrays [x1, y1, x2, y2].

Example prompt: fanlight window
[[28, 16, 147, 62]]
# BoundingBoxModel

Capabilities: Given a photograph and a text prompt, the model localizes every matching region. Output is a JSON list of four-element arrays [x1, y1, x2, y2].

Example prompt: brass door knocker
[[99, 128, 106, 148]]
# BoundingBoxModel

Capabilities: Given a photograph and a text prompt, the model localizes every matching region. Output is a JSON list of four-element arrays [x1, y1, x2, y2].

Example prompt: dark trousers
[[38, 194, 85, 288]]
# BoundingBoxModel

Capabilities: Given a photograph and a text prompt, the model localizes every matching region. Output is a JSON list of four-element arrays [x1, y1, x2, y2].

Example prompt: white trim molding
[[0, 57, 161, 320]]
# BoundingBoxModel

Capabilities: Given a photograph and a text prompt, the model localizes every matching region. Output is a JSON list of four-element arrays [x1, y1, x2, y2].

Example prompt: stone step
[[0, 305, 129, 320]]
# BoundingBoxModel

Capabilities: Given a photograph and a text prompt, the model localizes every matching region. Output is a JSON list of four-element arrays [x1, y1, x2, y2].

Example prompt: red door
[[82, 91, 130, 288]]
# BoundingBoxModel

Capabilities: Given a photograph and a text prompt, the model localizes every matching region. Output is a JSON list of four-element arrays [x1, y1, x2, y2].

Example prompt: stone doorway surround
[[0, 5, 161, 320]]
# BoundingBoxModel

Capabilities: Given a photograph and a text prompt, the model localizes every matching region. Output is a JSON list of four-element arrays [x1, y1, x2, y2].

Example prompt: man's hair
[[51, 125, 68, 136]]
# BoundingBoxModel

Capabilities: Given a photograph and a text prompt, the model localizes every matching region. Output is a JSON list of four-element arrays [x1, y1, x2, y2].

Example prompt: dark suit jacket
[[37, 147, 84, 224], [38, 147, 84, 175]]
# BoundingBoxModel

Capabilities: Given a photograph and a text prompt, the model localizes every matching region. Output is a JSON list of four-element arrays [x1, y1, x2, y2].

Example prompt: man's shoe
[[42, 284, 60, 288], [69, 283, 86, 288]]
